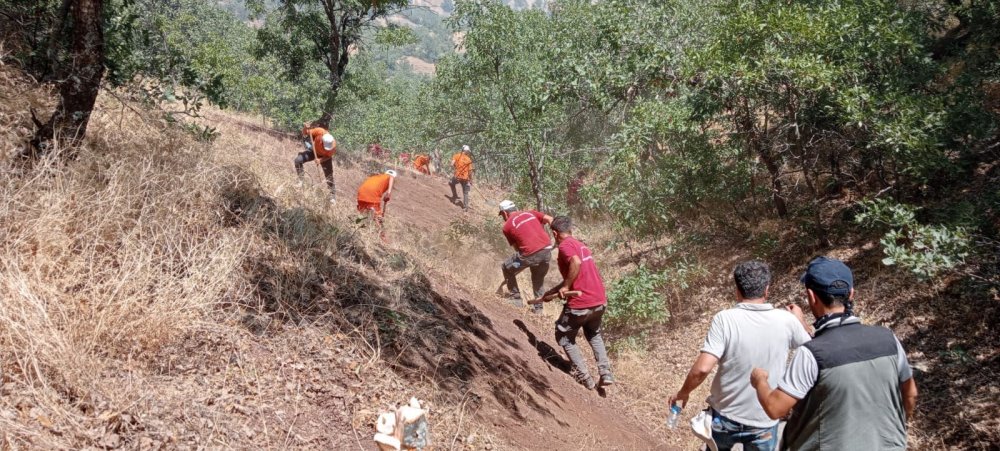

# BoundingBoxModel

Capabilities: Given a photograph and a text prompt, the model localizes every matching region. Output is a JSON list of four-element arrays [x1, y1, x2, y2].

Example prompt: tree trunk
[[28, 0, 106, 158], [317, 1, 355, 128], [526, 143, 545, 212], [45, 0, 73, 80]]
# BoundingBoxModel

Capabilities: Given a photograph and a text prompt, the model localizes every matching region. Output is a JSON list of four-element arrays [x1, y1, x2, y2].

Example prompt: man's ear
[[764, 285, 770, 299], [849, 287, 855, 301], [806, 288, 818, 308]]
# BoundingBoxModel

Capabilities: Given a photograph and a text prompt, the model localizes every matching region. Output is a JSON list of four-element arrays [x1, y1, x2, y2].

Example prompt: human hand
[[750, 368, 769, 388], [383, 193, 391, 203], [558, 286, 570, 299], [786, 304, 805, 320], [668, 392, 688, 409]]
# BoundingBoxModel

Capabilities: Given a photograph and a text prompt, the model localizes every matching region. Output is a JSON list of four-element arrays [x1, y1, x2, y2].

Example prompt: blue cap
[[801, 256, 853, 296]]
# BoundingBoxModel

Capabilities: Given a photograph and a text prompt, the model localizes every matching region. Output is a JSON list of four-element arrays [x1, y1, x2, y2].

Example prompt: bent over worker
[[751, 257, 918, 451], [499, 200, 553, 314], [535, 216, 615, 390], [295, 123, 337, 203], [413, 154, 431, 175], [357, 170, 397, 239], [449, 145, 473, 210]]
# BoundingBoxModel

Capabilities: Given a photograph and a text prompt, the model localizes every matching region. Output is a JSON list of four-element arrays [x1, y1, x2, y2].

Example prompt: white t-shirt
[[701, 303, 812, 428]]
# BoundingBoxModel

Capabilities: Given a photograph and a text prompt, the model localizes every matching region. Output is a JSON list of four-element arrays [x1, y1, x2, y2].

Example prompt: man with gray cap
[[751, 256, 919, 451], [499, 200, 554, 314]]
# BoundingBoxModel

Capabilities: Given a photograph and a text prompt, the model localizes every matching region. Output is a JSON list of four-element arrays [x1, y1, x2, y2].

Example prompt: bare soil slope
[[213, 113, 669, 449]]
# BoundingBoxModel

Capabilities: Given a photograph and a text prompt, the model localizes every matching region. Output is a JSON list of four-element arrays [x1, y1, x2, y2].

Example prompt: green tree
[[250, 0, 410, 126]]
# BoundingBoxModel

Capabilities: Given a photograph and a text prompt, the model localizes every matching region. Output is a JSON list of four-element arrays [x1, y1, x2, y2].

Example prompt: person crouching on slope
[[296, 123, 338, 204], [413, 154, 431, 175], [499, 200, 554, 314], [533, 216, 614, 390], [357, 170, 397, 240]]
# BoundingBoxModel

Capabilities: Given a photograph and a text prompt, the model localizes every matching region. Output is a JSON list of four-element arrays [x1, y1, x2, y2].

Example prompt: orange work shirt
[[452, 152, 473, 181], [303, 126, 336, 160], [357, 174, 391, 204], [413, 154, 430, 168]]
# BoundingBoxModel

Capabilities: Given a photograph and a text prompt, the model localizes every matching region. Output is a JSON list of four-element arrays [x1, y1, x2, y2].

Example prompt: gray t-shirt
[[701, 303, 811, 428]]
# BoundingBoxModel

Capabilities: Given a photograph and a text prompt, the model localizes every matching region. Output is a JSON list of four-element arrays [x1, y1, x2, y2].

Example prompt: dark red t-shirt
[[502, 210, 551, 256], [557, 236, 607, 309]]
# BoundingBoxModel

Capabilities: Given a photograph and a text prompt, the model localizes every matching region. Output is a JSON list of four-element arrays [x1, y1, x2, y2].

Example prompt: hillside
[[0, 65, 670, 449]]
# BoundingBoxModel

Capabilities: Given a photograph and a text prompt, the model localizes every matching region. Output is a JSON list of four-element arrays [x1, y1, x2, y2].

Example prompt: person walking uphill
[[668, 260, 811, 451], [533, 216, 614, 390], [357, 170, 397, 240], [295, 123, 338, 203], [751, 257, 919, 451], [449, 145, 473, 210], [499, 200, 553, 314]]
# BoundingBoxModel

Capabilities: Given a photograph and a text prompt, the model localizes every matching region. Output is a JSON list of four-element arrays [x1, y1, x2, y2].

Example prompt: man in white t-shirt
[[668, 260, 811, 451]]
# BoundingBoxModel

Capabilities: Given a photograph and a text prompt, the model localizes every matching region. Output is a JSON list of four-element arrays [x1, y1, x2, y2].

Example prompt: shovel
[[527, 290, 582, 305]]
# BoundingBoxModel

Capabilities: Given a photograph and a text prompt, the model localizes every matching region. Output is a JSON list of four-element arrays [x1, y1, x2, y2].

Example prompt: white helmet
[[385, 169, 398, 177], [322, 133, 336, 151], [462, 145, 470, 152], [499, 200, 516, 213]]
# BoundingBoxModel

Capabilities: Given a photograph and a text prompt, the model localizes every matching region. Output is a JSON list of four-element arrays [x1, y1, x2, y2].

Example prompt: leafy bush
[[606, 265, 670, 328], [856, 198, 971, 280]]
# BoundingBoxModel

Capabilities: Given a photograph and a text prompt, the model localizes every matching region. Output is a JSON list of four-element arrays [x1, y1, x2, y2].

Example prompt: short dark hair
[[551, 216, 573, 233], [733, 260, 771, 299], [809, 280, 851, 307]]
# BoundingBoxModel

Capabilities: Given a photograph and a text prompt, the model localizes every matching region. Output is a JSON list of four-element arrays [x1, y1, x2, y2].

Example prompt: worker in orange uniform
[[296, 123, 338, 204], [413, 154, 431, 175], [449, 145, 474, 211], [357, 170, 398, 240]]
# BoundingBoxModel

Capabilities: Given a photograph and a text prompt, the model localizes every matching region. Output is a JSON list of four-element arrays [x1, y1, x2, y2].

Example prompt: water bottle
[[667, 404, 682, 429]]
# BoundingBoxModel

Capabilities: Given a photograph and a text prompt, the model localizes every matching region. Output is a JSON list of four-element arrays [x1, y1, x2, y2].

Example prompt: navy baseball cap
[[801, 256, 854, 296]]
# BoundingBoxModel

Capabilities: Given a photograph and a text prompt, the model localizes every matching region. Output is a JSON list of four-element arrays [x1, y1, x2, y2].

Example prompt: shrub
[[856, 198, 971, 280], [606, 265, 670, 329]]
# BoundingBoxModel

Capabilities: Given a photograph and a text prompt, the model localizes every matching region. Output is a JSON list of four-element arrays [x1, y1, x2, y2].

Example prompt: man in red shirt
[[499, 200, 554, 314], [535, 216, 614, 390]]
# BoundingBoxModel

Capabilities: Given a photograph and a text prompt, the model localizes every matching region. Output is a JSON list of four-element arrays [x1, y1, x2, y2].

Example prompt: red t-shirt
[[557, 236, 607, 309], [502, 210, 551, 256]]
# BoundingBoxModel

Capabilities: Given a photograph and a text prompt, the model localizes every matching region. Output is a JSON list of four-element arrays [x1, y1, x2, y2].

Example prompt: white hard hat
[[499, 200, 516, 212], [385, 169, 398, 177], [322, 133, 336, 151], [462, 145, 470, 152]]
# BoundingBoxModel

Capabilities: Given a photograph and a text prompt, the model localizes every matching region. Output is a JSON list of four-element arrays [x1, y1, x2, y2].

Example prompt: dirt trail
[[220, 115, 670, 449]]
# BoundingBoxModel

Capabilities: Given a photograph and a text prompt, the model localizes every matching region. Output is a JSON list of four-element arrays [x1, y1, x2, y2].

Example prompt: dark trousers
[[294, 151, 336, 196], [555, 304, 611, 384], [449, 177, 470, 210], [502, 248, 551, 302]]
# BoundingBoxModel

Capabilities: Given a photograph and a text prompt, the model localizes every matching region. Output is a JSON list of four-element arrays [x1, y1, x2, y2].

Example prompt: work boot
[[506, 292, 524, 307], [576, 374, 596, 390], [599, 373, 615, 387]]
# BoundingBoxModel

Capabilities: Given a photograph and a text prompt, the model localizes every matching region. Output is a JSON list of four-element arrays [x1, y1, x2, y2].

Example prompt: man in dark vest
[[750, 257, 919, 450]]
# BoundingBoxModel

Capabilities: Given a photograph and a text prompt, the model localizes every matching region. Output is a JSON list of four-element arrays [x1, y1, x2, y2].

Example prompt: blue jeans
[[710, 409, 778, 451]]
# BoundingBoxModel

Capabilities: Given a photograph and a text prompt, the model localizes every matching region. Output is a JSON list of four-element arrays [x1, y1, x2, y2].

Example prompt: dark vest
[[781, 322, 908, 450]]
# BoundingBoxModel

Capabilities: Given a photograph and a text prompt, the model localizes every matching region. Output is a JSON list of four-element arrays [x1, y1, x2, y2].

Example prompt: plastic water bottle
[[667, 404, 682, 429]]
